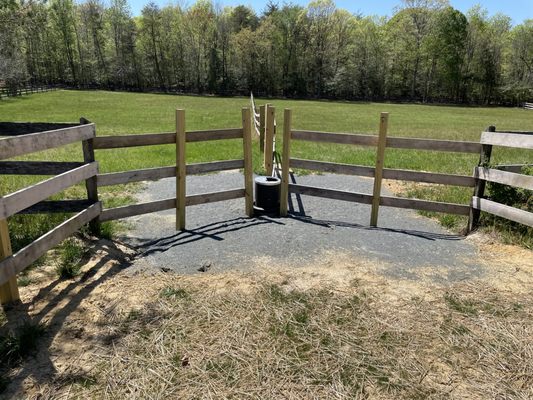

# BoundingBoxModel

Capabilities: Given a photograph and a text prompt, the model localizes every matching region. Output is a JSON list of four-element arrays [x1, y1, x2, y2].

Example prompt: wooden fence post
[[370, 112, 389, 227], [265, 104, 275, 175], [242, 108, 254, 217], [259, 104, 266, 153], [468, 125, 495, 232], [176, 109, 186, 230], [80, 117, 100, 236], [280, 109, 292, 217], [0, 219, 20, 305]]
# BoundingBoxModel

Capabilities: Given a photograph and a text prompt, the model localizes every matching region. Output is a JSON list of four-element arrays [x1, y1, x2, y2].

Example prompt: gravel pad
[[119, 171, 483, 282]]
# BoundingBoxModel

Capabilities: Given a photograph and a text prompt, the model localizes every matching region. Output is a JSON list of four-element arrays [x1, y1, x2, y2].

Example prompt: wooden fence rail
[[0, 124, 95, 160], [0, 123, 100, 303], [0, 85, 59, 99], [94, 108, 254, 230], [0, 203, 101, 287], [468, 129, 533, 230], [281, 110, 480, 225]]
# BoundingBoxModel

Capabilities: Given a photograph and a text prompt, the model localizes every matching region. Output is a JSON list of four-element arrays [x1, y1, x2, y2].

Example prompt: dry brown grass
[[84, 282, 531, 399], [1, 242, 532, 399]]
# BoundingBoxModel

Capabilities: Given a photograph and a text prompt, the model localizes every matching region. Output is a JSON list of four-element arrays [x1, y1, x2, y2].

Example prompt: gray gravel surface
[[119, 171, 483, 283]]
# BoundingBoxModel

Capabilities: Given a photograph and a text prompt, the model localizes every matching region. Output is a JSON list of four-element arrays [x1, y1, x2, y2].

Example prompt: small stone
[[198, 262, 212, 272]]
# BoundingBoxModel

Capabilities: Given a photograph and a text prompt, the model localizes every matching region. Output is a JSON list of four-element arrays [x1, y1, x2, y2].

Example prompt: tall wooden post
[[80, 117, 100, 236], [0, 220, 20, 305], [468, 126, 495, 233], [259, 104, 266, 153], [280, 109, 292, 217], [370, 112, 389, 227], [242, 108, 254, 217], [264, 104, 275, 176], [176, 109, 186, 230]]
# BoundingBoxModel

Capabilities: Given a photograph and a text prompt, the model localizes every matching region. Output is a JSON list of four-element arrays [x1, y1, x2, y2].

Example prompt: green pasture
[[1, 90, 532, 249]]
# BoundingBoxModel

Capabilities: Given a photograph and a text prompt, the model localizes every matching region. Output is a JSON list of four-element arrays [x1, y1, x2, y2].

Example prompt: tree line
[[1, 0, 532, 104]]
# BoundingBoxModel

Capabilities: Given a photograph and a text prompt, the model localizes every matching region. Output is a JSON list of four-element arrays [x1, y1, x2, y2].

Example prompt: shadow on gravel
[[289, 214, 463, 241], [136, 216, 285, 256]]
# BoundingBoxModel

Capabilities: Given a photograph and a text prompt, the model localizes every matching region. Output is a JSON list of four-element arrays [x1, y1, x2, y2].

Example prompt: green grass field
[[1, 90, 532, 249]]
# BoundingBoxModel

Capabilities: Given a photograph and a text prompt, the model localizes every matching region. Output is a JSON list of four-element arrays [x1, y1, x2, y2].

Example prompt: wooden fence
[[524, 102, 533, 110], [0, 85, 59, 99], [0, 123, 99, 304], [0, 108, 253, 304], [1, 106, 531, 306], [94, 108, 253, 228], [252, 100, 276, 176], [280, 110, 480, 226], [469, 129, 533, 230]]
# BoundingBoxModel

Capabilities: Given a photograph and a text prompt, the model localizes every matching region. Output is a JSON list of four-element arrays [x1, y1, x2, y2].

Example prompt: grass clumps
[[55, 238, 85, 279], [0, 322, 45, 366], [160, 286, 190, 300]]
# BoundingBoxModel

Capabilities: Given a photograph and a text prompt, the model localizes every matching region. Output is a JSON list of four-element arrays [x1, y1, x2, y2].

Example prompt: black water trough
[[254, 176, 281, 215]]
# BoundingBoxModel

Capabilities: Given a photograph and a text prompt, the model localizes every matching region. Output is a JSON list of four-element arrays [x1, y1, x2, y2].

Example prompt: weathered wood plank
[[98, 166, 175, 186], [380, 196, 470, 215], [475, 167, 533, 191], [0, 161, 85, 175], [264, 105, 275, 175], [290, 159, 375, 177], [17, 200, 94, 214], [290, 159, 474, 186], [186, 188, 245, 206], [186, 128, 243, 142], [176, 110, 186, 230], [0, 219, 19, 304], [289, 184, 373, 205], [97, 160, 245, 187], [280, 109, 292, 217], [386, 137, 481, 153], [100, 199, 175, 222], [81, 118, 100, 236], [291, 130, 378, 146], [0, 203, 102, 287], [383, 169, 476, 187], [468, 126, 495, 232], [371, 113, 388, 226], [242, 108, 254, 217], [93, 132, 175, 149], [0, 124, 95, 160], [471, 197, 533, 227], [259, 104, 266, 153], [0, 162, 98, 219], [481, 131, 533, 149], [187, 159, 244, 175]]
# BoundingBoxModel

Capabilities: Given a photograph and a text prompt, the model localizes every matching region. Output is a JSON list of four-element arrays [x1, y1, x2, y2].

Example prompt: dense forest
[[1, 0, 532, 104]]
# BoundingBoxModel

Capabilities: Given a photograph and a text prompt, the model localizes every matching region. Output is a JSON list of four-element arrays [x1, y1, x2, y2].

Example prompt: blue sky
[[128, 0, 533, 25]]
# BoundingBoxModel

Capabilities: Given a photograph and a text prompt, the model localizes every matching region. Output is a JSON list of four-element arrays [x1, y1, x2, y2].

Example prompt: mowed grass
[[1, 90, 532, 247]]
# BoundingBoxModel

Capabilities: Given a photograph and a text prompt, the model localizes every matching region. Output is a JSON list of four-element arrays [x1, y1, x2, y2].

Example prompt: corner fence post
[[259, 104, 266, 153], [80, 117, 100, 236], [370, 112, 389, 227], [176, 109, 186, 230], [468, 125, 495, 233], [0, 219, 20, 305], [265, 104, 275, 175], [280, 109, 292, 217], [242, 107, 254, 217]]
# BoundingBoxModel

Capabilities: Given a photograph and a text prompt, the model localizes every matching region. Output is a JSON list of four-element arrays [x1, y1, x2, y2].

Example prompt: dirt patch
[[1, 235, 532, 399]]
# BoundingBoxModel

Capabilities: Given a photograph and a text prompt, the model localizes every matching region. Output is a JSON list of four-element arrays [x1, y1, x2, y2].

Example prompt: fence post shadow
[[0, 239, 133, 396]]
